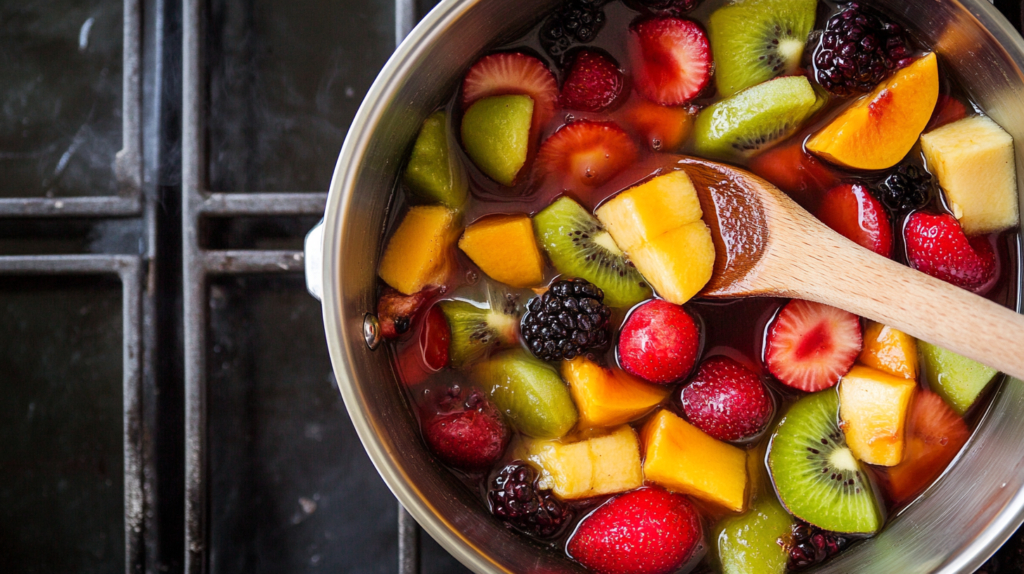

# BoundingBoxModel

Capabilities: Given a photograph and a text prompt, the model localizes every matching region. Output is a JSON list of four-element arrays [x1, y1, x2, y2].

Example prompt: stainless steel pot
[[304, 1, 1024, 571]]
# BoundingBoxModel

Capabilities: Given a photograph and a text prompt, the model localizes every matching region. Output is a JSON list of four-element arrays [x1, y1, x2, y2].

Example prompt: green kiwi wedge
[[919, 341, 999, 415], [473, 349, 578, 439], [438, 287, 520, 367], [709, 0, 817, 97], [768, 390, 883, 535], [461, 94, 534, 186], [403, 111, 468, 208], [693, 75, 822, 160], [532, 196, 652, 308]]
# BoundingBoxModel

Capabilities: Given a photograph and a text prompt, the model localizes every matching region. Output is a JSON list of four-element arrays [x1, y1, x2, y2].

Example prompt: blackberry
[[488, 462, 572, 538], [521, 278, 611, 361], [812, 3, 915, 96], [540, 0, 607, 61], [877, 164, 932, 212], [787, 521, 850, 570], [632, 0, 701, 14]]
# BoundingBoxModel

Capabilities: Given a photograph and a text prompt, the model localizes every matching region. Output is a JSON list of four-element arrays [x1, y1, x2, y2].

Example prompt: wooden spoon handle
[[774, 228, 1024, 381]]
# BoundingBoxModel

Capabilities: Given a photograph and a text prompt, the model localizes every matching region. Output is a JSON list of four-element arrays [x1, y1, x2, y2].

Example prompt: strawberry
[[560, 50, 624, 112], [765, 300, 862, 392], [422, 386, 510, 471], [748, 139, 840, 206], [420, 305, 451, 371], [615, 94, 694, 151], [461, 52, 558, 135], [926, 94, 968, 132], [378, 286, 436, 339], [881, 391, 969, 505], [536, 120, 638, 190], [681, 356, 774, 441], [904, 212, 996, 292], [816, 183, 893, 257], [627, 17, 712, 105], [617, 299, 700, 385], [567, 486, 702, 574]]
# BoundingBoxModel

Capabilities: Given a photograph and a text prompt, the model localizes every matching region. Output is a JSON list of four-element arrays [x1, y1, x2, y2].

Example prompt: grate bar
[[202, 250, 306, 274], [197, 192, 328, 216], [0, 193, 143, 218]]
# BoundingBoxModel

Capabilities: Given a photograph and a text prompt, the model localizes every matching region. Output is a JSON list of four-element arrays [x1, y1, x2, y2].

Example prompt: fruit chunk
[[806, 53, 939, 170], [458, 214, 544, 288], [881, 391, 970, 504], [682, 356, 774, 442], [748, 138, 840, 202], [628, 16, 713, 105], [618, 299, 701, 385], [715, 497, 795, 574], [461, 95, 534, 186], [812, 2, 914, 96], [568, 487, 703, 574], [403, 111, 467, 208], [768, 391, 883, 534], [461, 52, 557, 136], [473, 350, 578, 439], [926, 94, 968, 132], [816, 183, 893, 257], [765, 300, 863, 392], [616, 95, 694, 152], [422, 387, 510, 471], [533, 196, 652, 307], [562, 357, 670, 428], [694, 76, 822, 159], [377, 286, 436, 339], [920, 115, 1019, 234], [904, 212, 996, 292], [378, 205, 459, 295], [560, 50, 624, 112], [641, 409, 748, 512], [488, 461, 572, 538], [838, 365, 917, 467], [596, 170, 715, 304], [524, 425, 644, 499], [919, 341, 999, 415], [437, 288, 519, 367], [708, 0, 816, 96], [536, 121, 638, 191], [521, 278, 611, 361], [859, 321, 917, 380], [420, 305, 451, 371]]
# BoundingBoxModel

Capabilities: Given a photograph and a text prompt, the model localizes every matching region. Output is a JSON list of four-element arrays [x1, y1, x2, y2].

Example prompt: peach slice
[[807, 53, 938, 170], [378, 205, 460, 295], [859, 322, 918, 380], [839, 365, 917, 467], [458, 214, 544, 288], [562, 357, 670, 428]]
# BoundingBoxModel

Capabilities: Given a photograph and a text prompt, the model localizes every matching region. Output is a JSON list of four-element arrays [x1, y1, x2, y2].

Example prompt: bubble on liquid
[[466, 270, 480, 284], [651, 138, 663, 151]]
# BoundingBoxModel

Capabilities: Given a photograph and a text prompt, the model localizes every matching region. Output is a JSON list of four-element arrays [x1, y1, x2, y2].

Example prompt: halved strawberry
[[765, 300, 863, 392], [561, 50, 624, 113], [615, 94, 694, 151], [926, 94, 968, 132], [748, 138, 840, 206], [627, 17, 712, 105], [881, 391, 969, 505], [461, 52, 558, 136], [904, 212, 996, 292], [817, 183, 893, 257], [536, 120, 638, 191]]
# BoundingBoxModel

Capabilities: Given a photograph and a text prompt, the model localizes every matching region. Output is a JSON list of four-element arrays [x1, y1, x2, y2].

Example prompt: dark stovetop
[[0, 0, 1023, 573]]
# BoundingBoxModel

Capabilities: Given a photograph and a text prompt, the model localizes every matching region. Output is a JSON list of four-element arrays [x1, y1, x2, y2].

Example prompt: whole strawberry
[[568, 486, 702, 574], [422, 386, 510, 471], [617, 299, 700, 384], [561, 50, 624, 112], [681, 356, 773, 441], [904, 212, 996, 292]]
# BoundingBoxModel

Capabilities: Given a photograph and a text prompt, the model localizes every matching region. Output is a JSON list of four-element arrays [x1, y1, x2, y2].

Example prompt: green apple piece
[[403, 111, 467, 208], [716, 497, 795, 574], [473, 349, 577, 439], [919, 341, 999, 415], [461, 94, 534, 186]]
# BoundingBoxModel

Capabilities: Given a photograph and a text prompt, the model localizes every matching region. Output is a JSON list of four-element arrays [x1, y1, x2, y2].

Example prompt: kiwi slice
[[693, 75, 822, 160], [709, 0, 817, 97], [533, 197, 652, 308], [768, 391, 883, 535], [438, 287, 520, 367], [403, 111, 468, 208], [473, 349, 578, 439]]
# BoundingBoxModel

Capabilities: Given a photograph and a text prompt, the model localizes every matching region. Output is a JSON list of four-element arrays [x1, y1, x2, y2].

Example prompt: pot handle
[[304, 220, 325, 301]]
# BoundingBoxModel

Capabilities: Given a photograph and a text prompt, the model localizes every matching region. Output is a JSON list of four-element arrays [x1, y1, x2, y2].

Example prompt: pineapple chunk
[[920, 115, 1019, 234], [562, 357, 670, 428], [839, 365, 917, 467], [641, 409, 747, 512], [378, 205, 459, 294], [524, 425, 644, 499], [859, 322, 918, 379], [458, 214, 544, 288], [596, 170, 703, 252], [630, 222, 716, 305]]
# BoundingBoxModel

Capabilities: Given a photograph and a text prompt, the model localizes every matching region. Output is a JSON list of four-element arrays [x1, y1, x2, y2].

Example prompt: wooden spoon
[[677, 156, 1024, 381]]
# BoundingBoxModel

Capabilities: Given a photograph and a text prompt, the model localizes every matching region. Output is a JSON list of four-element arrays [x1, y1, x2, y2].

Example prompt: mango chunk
[[378, 205, 459, 295], [641, 409, 747, 512], [839, 365, 917, 467], [859, 322, 918, 380], [459, 214, 544, 288], [562, 357, 670, 428], [630, 222, 716, 305], [525, 425, 644, 499], [920, 115, 1019, 234], [596, 171, 704, 252]]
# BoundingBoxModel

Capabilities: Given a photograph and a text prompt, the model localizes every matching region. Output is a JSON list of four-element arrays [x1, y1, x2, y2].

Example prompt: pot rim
[[320, 1, 1024, 572]]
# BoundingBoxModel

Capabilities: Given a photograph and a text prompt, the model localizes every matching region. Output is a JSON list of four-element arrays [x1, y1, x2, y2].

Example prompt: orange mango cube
[[562, 357, 670, 428], [641, 409, 747, 512], [839, 365, 917, 466], [859, 321, 918, 379], [525, 425, 644, 499], [458, 214, 544, 288], [378, 205, 459, 295], [630, 221, 715, 305]]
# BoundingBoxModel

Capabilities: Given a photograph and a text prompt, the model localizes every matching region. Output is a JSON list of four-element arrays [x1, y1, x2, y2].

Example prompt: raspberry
[[876, 164, 932, 212], [488, 462, 572, 538], [521, 278, 611, 361], [540, 0, 608, 61], [788, 521, 850, 570], [813, 3, 915, 96]]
